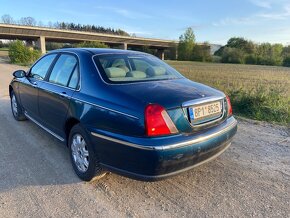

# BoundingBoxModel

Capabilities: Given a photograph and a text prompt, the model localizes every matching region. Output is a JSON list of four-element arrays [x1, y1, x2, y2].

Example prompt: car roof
[[50, 48, 148, 56]]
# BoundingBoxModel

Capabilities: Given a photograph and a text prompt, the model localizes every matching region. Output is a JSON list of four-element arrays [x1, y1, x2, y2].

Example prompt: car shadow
[[0, 97, 81, 193]]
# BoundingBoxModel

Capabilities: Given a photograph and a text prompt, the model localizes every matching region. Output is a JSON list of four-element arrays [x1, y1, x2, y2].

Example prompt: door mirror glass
[[13, 70, 26, 78]]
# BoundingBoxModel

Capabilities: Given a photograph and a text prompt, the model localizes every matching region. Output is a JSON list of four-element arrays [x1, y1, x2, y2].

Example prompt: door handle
[[59, 92, 69, 98], [32, 81, 37, 87]]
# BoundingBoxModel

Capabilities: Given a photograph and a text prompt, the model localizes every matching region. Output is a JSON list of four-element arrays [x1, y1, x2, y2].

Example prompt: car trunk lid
[[109, 78, 227, 131], [110, 78, 224, 109]]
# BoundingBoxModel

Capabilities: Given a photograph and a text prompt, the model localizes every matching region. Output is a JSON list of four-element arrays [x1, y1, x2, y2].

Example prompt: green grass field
[[167, 61, 290, 125]]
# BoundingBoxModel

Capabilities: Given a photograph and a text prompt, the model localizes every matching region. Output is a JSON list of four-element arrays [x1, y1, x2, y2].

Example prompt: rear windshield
[[93, 54, 183, 83]]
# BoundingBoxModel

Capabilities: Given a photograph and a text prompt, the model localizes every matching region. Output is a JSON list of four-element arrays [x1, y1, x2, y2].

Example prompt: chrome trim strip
[[91, 132, 157, 150], [162, 119, 237, 150], [24, 112, 65, 142], [70, 97, 139, 120], [41, 80, 77, 92], [91, 118, 237, 150], [182, 96, 225, 107]]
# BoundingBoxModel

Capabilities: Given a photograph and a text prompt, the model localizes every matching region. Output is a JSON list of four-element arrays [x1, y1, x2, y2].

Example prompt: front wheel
[[10, 91, 26, 121], [69, 124, 106, 181]]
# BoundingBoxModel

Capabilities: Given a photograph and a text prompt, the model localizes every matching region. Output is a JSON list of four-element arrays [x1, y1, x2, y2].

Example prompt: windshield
[[93, 54, 183, 83]]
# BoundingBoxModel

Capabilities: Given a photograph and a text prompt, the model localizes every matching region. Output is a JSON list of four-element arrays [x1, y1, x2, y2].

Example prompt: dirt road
[[0, 62, 289, 217]]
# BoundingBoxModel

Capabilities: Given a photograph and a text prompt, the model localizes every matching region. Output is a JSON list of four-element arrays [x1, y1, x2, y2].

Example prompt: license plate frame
[[189, 101, 222, 121]]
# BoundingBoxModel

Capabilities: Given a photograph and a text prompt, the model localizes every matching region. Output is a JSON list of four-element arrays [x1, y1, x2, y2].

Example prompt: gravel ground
[[0, 62, 289, 218]]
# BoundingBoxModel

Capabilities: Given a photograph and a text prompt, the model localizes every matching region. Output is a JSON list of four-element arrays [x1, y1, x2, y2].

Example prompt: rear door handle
[[59, 92, 69, 99], [32, 81, 37, 88]]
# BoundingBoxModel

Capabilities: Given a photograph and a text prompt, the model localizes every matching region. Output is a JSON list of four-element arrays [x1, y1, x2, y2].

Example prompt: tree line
[[178, 27, 290, 67], [1, 14, 130, 36], [215, 37, 290, 67]]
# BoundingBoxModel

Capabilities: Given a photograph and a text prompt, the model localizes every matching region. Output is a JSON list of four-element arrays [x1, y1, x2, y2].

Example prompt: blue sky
[[1, 0, 290, 45]]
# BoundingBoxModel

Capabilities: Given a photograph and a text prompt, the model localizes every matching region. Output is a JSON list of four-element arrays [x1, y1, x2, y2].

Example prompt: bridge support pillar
[[122, 43, 128, 50], [37, 36, 46, 54], [157, 49, 165, 60]]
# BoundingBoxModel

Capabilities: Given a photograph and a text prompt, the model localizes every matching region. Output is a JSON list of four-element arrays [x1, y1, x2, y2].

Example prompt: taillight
[[226, 96, 232, 116], [145, 104, 178, 136]]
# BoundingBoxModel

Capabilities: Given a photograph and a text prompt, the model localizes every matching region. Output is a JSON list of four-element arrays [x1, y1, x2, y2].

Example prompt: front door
[[38, 53, 80, 138], [19, 54, 58, 119]]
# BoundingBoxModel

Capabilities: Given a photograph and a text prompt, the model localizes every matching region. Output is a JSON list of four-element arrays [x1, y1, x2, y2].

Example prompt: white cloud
[[256, 4, 290, 19], [212, 17, 254, 27], [212, 3, 290, 27], [249, 0, 272, 8]]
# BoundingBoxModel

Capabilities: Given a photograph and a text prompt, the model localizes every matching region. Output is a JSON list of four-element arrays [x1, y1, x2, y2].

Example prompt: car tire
[[69, 124, 105, 181], [10, 90, 27, 121]]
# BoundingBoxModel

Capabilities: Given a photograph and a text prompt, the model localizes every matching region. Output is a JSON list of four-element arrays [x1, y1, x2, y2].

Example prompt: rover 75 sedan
[[9, 48, 237, 181]]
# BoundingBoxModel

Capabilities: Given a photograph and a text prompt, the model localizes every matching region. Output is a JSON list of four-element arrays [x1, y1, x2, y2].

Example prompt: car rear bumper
[[89, 116, 238, 181]]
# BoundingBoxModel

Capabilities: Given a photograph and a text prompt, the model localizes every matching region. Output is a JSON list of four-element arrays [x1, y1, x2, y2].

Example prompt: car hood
[[109, 78, 225, 109]]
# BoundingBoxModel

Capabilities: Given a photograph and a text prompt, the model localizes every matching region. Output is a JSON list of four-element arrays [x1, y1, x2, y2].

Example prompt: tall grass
[[167, 61, 290, 125]]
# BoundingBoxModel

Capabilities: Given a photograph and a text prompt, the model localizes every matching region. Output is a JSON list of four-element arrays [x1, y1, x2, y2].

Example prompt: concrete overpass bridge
[[0, 24, 178, 59]]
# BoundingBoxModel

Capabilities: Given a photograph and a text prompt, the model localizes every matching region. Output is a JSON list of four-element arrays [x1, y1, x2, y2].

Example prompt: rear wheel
[[10, 91, 26, 121], [69, 124, 106, 181]]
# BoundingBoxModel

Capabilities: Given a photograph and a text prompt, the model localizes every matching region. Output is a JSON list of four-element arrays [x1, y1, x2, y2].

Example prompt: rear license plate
[[189, 101, 222, 120]]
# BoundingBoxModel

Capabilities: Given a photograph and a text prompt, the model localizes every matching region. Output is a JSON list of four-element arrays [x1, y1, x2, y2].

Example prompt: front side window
[[93, 54, 183, 83], [48, 54, 78, 88], [30, 54, 57, 80]]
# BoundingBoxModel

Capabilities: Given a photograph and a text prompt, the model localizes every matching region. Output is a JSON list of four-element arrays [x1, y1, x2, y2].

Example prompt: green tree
[[178, 27, 195, 61], [245, 54, 257, 65], [9, 40, 41, 65], [76, 41, 108, 48], [283, 55, 290, 67], [227, 37, 256, 54], [256, 43, 283, 66], [192, 43, 212, 62], [221, 47, 245, 64], [282, 45, 290, 57]]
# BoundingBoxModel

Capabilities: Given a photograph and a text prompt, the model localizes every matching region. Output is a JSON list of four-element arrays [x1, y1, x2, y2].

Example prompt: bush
[[76, 41, 108, 48], [9, 40, 41, 65], [283, 55, 290, 67], [46, 42, 64, 51], [212, 55, 222, 63], [228, 88, 290, 124], [245, 54, 257, 65], [192, 44, 212, 62], [221, 47, 245, 64]]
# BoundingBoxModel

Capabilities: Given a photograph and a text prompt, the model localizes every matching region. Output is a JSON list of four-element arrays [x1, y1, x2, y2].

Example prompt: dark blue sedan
[[9, 48, 237, 181]]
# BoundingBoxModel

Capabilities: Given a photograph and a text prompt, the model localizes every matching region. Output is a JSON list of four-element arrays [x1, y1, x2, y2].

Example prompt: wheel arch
[[64, 117, 80, 146], [9, 85, 13, 98]]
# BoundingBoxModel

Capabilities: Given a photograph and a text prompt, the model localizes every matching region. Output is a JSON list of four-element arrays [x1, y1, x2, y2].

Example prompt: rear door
[[19, 54, 58, 119], [38, 53, 80, 139]]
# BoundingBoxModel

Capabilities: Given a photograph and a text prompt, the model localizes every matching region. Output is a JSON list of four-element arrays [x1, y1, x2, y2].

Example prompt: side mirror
[[13, 70, 26, 78]]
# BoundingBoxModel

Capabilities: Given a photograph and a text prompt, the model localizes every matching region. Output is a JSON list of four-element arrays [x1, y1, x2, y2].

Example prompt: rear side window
[[48, 54, 79, 88], [30, 54, 57, 80], [68, 67, 79, 89]]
